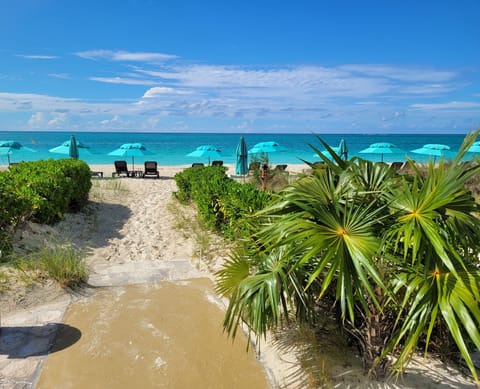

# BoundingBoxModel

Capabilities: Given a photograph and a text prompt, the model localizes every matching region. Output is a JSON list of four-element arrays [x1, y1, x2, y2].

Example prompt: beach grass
[[9, 244, 87, 288], [89, 178, 128, 201], [168, 200, 220, 268]]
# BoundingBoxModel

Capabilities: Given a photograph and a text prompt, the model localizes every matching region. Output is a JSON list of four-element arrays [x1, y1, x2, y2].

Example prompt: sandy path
[[83, 177, 210, 287], [88, 178, 194, 264]]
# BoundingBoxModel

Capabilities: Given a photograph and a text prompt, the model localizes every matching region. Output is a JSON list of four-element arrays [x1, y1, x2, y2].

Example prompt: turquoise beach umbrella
[[68, 135, 79, 160], [235, 136, 248, 175], [186, 145, 222, 165], [338, 138, 348, 161], [49, 137, 91, 158], [359, 142, 405, 162], [248, 141, 286, 155], [248, 141, 287, 164], [313, 147, 340, 160], [467, 141, 480, 154], [108, 143, 154, 171], [410, 143, 454, 163], [0, 140, 36, 165]]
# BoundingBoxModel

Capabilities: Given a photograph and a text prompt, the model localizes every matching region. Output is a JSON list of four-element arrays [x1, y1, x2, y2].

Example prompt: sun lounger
[[212, 160, 223, 166], [275, 164, 288, 171], [390, 162, 405, 171], [113, 160, 131, 177], [143, 161, 159, 178], [192, 163, 204, 167]]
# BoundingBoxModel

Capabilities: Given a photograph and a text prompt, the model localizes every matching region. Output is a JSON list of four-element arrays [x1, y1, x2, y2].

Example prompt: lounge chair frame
[[143, 161, 160, 178]]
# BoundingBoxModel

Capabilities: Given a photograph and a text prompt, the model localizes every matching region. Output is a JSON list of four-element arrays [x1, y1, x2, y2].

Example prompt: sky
[[0, 0, 479, 134]]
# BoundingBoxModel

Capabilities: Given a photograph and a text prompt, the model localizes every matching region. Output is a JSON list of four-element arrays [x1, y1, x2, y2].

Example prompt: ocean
[[0, 131, 471, 167]]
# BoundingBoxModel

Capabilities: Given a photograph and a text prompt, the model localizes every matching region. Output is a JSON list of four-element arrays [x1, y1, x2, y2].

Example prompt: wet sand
[[37, 279, 270, 389]]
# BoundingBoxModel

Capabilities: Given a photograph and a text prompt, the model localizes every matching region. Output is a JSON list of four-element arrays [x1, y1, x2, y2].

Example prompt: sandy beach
[[0, 163, 477, 388]]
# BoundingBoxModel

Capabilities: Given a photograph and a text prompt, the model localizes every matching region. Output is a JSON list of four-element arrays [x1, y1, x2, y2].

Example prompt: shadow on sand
[[0, 323, 81, 358]]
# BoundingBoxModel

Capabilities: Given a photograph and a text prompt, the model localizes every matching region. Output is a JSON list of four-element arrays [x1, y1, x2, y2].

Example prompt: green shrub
[[0, 159, 92, 254], [5, 159, 91, 224], [174, 166, 271, 239], [216, 181, 271, 239]]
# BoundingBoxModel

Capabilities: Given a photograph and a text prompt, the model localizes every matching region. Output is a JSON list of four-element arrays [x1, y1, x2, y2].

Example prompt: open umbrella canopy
[[248, 141, 286, 155], [467, 141, 480, 154], [49, 138, 91, 156], [359, 142, 405, 162], [410, 144, 455, 161], [235, 136, 248, 175], [0, 140, 36, 165], [313, 147, 340, 160], [186, 145, 222, 165], [108, 143, 154, 171]]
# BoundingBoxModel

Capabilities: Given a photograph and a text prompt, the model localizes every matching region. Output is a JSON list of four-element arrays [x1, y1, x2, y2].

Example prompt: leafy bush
[[174, 166, 271, 239], [0, 159, 92, 253], [216, 181, 271, 239]]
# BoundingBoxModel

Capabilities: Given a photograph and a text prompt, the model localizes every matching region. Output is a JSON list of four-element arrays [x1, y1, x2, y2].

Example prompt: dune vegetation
[[177, 130, 480, 386]]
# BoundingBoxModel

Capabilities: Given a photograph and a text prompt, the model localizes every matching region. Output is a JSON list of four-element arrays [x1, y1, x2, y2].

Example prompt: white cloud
[[143, 87, 191, 97], [89, 76, 157, 86], [49, 73, 70, 79], [1, 50, 478, 133], [47, 113, 68, 127], [410, 101, 480, 110], [16, 54, 59, 60], [339, 64, 457, 83], [27, 112, 45, 128], [76, 50, 177, 62]]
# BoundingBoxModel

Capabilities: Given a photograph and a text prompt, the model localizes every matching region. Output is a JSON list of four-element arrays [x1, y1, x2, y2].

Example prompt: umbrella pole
[[7, 153, 10, 166]]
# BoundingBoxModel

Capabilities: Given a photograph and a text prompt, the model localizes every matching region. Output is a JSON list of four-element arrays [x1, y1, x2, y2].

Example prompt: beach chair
[[212, 160, 223, 166], [275, 164, 288, 171], [143, 161, 160, 178], [113, 160, 131, 177], [192, 163, 204, 168], [390, 162, 405, 171]]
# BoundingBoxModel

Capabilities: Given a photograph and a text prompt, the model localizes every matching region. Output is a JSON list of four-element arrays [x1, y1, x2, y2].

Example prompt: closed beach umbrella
[[49, 137, 92, 158], [410, 143, 454, 163], [0, 140, 36, 165], [359, 142, 405, 162], [108, 143, 154, 171], [186, 145, 221, 165], [68, 135, 79, 160], [235, 136, 248, 175], [339, 138, 348, 161]]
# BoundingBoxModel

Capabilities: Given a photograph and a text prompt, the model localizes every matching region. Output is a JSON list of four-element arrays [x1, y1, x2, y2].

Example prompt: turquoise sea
[[0, 131, 472, 167]]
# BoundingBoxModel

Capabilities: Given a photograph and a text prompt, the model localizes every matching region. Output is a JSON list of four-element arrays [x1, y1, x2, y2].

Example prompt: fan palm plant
[[216, 130, 480, 385]]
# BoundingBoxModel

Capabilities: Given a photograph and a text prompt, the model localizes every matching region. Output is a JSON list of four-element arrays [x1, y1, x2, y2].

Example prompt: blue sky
[[0, 0, 479, 134]]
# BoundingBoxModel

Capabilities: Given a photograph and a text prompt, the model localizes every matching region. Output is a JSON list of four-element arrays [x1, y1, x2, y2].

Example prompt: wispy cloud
[[49, 73, 70, 79], [89, 76, 158, 86], [1, 50, 479, 132], [143, 87, 191, 97], [411, 101, 480, 110], [75, 50, 177, 62], [16, 54, 59, 60]]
